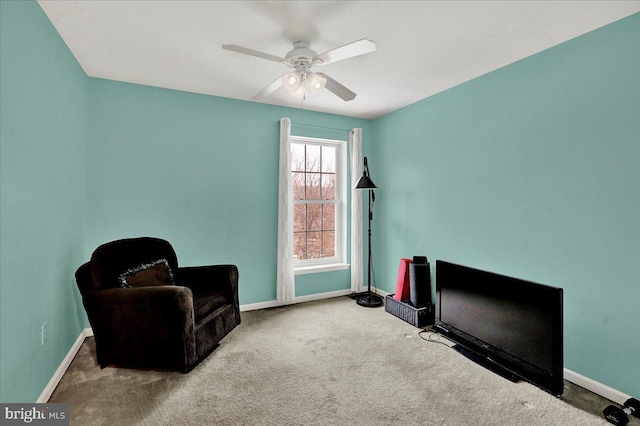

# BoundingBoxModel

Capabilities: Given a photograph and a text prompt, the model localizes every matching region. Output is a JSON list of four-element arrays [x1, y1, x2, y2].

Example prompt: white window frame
[[290, 136, 349, 275]]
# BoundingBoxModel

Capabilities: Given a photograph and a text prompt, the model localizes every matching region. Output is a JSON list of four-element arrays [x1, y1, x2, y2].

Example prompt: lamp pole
[[355, 157, 383, 308]]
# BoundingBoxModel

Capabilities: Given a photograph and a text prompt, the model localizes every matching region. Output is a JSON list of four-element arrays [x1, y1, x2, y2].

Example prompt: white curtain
[[349, 128, 364, 293], [277, 118, 295, 302]]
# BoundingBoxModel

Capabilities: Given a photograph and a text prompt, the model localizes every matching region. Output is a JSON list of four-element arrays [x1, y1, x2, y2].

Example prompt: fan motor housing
[[285, 41, 319, 64]]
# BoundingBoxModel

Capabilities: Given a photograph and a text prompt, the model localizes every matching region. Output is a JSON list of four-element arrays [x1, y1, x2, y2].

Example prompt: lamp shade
[[282, 72, 302, 92], [354, 173, 377, 190], [308, 72, 327, 94]]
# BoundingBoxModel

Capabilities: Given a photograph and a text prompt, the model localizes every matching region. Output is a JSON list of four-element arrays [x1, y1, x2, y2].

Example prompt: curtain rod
[[278, 121, 353, 133]]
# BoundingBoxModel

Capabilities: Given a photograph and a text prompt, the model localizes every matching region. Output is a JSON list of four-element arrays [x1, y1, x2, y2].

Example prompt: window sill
[[294, 263, 350, 275]]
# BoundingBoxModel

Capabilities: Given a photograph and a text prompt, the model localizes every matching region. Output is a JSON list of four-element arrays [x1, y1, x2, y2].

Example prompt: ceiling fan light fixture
[[308, 72, 327, 94], [290, 82, 306, 99], [225, 39, 375, 102], [282, 72, 302, 92]]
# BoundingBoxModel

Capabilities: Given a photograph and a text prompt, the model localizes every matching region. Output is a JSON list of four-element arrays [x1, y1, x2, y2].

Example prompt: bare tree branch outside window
[[292, 143, 337, 261]]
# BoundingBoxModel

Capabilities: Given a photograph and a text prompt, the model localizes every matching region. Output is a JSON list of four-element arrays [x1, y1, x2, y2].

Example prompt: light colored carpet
[[50, 296, 611, 425]]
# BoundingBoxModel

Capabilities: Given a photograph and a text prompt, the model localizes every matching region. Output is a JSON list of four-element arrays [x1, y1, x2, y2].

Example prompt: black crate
[[385, 294, 434, 328]]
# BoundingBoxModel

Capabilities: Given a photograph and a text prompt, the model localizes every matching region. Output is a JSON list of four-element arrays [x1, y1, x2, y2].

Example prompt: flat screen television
[[434, 260, 564, 396]]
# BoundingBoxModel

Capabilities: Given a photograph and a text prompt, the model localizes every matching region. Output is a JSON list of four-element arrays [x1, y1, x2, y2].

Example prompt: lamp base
[[356, 293, 383, 308]]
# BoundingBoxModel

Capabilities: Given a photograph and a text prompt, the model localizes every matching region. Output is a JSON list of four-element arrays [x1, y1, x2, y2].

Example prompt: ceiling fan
[[222, 39, 376, 102]]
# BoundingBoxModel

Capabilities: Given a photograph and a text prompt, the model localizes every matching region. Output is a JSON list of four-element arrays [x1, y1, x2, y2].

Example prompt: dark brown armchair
[[75, 237, 240, 372]]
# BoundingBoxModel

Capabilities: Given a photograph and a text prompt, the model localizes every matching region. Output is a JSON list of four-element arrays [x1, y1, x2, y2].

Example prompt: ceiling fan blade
[[252, 76, 284, 101], [313, 39, 376, 66], [316, 73, 356, 101], [222, 45, 286, 63]]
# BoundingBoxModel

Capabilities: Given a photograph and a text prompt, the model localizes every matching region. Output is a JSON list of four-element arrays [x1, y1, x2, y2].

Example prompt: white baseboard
[[37, 328, 93, 403], [564, 368, 630, 405], [239, 287, 391, 312], [240, 289, 353, 312], [373, 288, 390, 297]]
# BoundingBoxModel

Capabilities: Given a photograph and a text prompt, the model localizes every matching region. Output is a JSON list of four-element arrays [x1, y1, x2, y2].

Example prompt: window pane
[[306, 145, 320, 172], [321, 173, 335, 200], [292, 172, 305, 200], [322, 204, 335, 230], [291, 144, 305, 172], [291, 139, 343, 266], [322, 146, 335, 173], [307, 231, 322, 259], [293, 204, 306, 232], [322, 231, 335, 257], [307, 203, 322, 231], [306, 173, 321, 200], [294, 232, 306, 260]]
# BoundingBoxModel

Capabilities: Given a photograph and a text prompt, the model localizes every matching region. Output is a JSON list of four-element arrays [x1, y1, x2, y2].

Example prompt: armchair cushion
[[118, 258, 175, 288]]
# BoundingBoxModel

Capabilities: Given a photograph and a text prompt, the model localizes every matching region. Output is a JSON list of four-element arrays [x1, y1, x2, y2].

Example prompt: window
[[291, 136, 347, 274]]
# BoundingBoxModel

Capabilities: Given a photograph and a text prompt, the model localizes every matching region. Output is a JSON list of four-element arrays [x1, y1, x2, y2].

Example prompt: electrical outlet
[[41, 322, 48, 346]]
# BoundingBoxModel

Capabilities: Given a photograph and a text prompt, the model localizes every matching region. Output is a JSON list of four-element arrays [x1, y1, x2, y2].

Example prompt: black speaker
[[409, 257, 431, 308]]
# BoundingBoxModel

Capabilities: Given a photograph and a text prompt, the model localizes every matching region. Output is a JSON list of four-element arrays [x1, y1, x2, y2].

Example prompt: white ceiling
[[38, 1, 640, 120]]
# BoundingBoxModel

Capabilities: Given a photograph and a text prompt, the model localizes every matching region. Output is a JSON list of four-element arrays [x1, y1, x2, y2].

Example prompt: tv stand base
[[452, 344, 520, 383]]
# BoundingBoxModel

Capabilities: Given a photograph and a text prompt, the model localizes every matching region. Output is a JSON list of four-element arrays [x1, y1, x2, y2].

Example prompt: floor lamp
[[354, 157, 383, 308]]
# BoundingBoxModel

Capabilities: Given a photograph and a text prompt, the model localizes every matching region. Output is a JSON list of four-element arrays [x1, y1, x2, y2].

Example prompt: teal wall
[[0, 1, 88, 402], [86, 79, 371, 306], [371, 13, 640, 396]]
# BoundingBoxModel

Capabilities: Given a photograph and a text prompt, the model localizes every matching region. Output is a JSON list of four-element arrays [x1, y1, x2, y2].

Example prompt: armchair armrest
[[83, 286, 197, 371], [176, 265, 240, 325], [84, 285, 194, 321], [176, 265, 238, 301]]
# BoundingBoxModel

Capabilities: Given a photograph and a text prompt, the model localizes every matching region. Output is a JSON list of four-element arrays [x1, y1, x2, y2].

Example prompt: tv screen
[[435, 261, 563, 396]]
